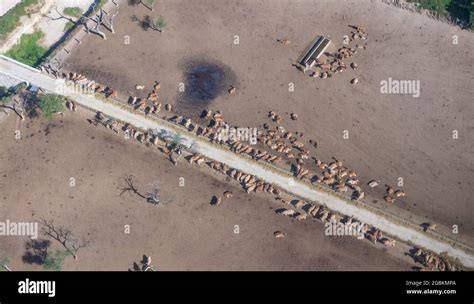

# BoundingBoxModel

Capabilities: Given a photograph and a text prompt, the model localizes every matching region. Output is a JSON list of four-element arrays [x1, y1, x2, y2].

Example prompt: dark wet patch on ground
[[176, 58, 236, 118]]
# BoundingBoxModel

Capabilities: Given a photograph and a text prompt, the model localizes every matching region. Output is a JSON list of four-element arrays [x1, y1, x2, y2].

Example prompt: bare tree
[[40, 219, 91, 260], [142, 0, 156, 11], [45, 2, 120, 40], [84, 8, 107, 39], [119, 175, 147, 199], [83, 2, 120, 40], [46, 7, 83, 25], [101, 7, 120, 34], [120, 176, 169, 206]]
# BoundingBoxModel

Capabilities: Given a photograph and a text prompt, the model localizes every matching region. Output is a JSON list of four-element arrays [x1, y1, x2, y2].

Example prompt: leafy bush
[[43, 250, 70, 271], [64, 21, 75, 31], [63, 7, 83, 18], [5, 31, 47, 67], [155, 15, 166, 31], [38, 93, 64, 119]]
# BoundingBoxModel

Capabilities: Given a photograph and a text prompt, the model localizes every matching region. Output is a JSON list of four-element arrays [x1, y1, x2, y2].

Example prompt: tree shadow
[[447, 0, 471, 26], [22, 239, 51, 265], [130, 14, 152, 31], [128, 0, 141, 6], [21, 91, 40, 119], [128, 261, 141, 271]]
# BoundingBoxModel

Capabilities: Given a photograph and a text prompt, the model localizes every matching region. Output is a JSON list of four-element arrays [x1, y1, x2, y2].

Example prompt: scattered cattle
[[210, 195, 222, 207], [277, 39, 290, 45], [223, 191, 233, 198], [367, 180, 379, 188], [274, 231, 286, 238]]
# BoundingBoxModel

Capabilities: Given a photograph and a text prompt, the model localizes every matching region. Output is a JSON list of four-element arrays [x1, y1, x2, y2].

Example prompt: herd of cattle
[[88, 98, 450, 272], [185, 149, 457, 271], [411, 248, 458, 272], [186, 149, 399, 247], [56, 34, 457, 270], [292, 25, 368, 85]]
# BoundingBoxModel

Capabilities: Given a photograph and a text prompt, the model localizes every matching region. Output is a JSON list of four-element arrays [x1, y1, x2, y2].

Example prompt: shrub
[[5, 31, 47, 67], [43, 250, 70, 271], [64, 21, 75, 31], [38, 93, 64, 119], [63, 7, 83, 18]]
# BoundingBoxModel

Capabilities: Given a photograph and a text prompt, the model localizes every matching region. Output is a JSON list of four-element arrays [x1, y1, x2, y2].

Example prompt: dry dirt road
[[1, 55, 472, 268]]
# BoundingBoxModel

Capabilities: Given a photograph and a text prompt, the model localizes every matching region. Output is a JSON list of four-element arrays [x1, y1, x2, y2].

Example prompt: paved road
[[1, 55, 473, 268], [0, 0, 21, 17]]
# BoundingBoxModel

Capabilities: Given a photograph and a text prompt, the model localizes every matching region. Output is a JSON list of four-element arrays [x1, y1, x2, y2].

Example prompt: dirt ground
[[63, 0, 474, 245], [0, 110, 417, 270]]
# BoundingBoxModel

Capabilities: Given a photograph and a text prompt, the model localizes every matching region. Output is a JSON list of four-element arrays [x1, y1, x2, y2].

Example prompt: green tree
[[38, 93, 64, 120], [0, 86, 9, 105], [409, 0, 451, 14], [63, 7, 83, 18], [43, 250, 70, 271], [155, 15, 166, 32], [0, 254, 11, 271], [5, 31, 47, 67], [64, 21, 75, 31], [447, 0, 473, 27], [408, 0, 473, 26]]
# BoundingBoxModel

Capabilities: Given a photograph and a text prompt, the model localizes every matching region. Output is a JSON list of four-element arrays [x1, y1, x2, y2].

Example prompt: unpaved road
[[1, 55, 473, 268]]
